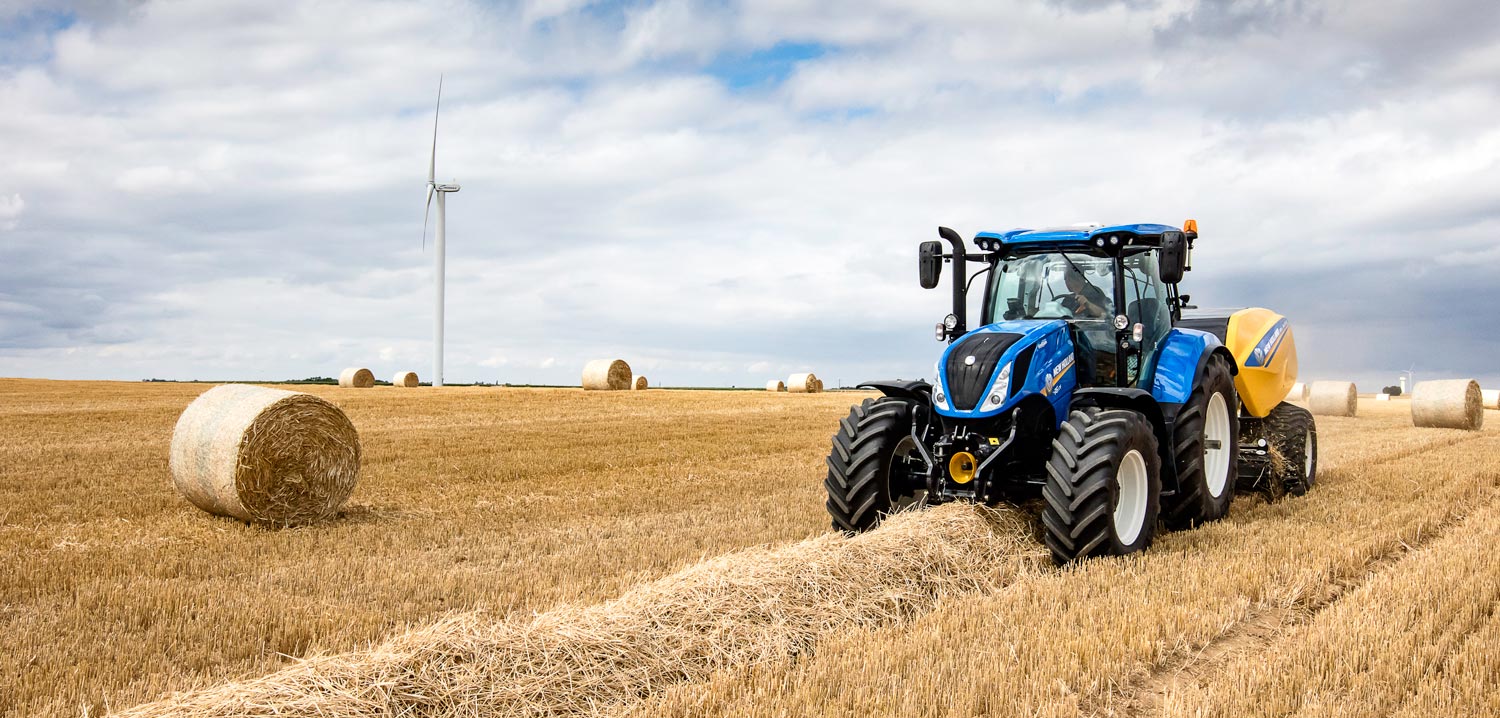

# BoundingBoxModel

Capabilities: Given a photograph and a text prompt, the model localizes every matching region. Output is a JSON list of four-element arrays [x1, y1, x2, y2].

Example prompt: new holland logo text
[[1042, 355, 1076, 396]]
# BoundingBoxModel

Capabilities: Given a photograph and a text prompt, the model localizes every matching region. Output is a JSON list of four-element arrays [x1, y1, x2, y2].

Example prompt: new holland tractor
[[824, 222, 1318, 564]]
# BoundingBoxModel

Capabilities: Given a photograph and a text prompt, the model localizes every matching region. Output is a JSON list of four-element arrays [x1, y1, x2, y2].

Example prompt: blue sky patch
[[705, 41, 827, 90]]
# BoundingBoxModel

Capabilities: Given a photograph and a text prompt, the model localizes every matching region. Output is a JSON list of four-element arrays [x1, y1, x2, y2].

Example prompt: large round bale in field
[[787, 372, 819, 393], [1284, 381, 1308, 403], [632, 375, 648, 390], [766, 379, 786, 392], [1412, 379, 1484, 430], [1308, 381, 1358, 417], [338, 367, 375, 388], [169, 384, 361, 525], [392, 371, 419, 388], [582, 359, 632, 390], [1482, 389, 1500, 410]]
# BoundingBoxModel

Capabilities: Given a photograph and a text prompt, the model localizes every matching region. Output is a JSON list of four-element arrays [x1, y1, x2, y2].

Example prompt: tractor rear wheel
[[1042, 409, 1162, 565], [1163, 355, 1239, 529], [825, 398, 928, 532], [1267, 402, 1317, 496]]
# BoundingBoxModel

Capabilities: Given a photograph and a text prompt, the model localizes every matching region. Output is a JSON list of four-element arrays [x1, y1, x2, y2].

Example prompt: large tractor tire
[[1042, 409, 1162, 565], [1267, 402, 1317, 496], [1164, 356, 1239, 529], [825, 398, 928, 532]]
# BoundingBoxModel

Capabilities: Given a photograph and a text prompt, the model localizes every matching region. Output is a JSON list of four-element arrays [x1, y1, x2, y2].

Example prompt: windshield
[[989, 253, 1115, 322]]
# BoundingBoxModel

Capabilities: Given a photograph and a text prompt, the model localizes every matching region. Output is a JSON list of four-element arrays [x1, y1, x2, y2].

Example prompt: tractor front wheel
[[1042, 409, 1162, 565], [825, 398, 929, 532]]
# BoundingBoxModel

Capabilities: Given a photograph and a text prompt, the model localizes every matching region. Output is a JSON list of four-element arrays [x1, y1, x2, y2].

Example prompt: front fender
[[857, 380, 932, 406]]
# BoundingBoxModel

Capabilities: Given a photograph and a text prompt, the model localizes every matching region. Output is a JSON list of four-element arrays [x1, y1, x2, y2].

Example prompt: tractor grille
[[945, 332, 1022, 410]]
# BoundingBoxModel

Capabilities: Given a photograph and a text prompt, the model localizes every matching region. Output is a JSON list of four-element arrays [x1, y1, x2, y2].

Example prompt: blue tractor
[[825, 222, 1318, 564]]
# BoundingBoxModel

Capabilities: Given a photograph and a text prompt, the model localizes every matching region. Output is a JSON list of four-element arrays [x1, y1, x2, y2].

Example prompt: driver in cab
[[1060, 266, 1109, 319]]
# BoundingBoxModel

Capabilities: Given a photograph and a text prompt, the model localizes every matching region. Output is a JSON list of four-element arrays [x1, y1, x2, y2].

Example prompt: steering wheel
[[1031, 298, 1076, 319]]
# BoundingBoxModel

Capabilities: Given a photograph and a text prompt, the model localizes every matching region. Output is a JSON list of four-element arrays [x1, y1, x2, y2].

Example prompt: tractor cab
[[981, 238, 1174, 390]]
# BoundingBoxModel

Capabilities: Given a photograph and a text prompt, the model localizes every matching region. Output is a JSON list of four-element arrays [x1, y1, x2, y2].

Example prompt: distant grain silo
[[1307, 381, 1358, 417], [169, 384, 360, 525], [787, 373, 819, 393], [1411, 379, 1484, 430], [339, 367, 375, 388], [392, 371, 419, 388], [582, 359, 632, 391]]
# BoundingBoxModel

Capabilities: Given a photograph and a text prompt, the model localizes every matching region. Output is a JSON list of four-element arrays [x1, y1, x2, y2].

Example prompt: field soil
[[1, 379, 1495, 717]]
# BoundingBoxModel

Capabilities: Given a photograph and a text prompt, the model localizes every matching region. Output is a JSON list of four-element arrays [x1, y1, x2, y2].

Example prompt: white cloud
[[0, 193, 23, 230], [1, 0, 1498, 392]]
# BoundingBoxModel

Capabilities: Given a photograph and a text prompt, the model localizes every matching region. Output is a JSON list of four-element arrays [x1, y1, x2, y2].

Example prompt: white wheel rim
[[890, 436, 927, 510], [1114, 449, 1149, 545], [1204, 393, 1231, 498], [1304, 428, 1314, 477]]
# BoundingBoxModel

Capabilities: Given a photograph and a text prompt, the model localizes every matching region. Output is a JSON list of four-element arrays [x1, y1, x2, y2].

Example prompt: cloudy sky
[[2, 0, 1498, 390]]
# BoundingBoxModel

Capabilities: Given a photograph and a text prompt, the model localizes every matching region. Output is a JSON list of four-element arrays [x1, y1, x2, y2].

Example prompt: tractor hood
[[933, 320, 1078, 419]]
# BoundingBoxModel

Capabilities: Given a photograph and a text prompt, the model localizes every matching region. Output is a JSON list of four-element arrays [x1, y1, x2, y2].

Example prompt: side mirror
[[919, 241, 943, 289], [1159, 231, 1187, 284]]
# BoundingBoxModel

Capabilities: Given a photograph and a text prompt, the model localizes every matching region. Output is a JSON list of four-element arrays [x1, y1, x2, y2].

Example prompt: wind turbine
[[422, 76, 460, 387]]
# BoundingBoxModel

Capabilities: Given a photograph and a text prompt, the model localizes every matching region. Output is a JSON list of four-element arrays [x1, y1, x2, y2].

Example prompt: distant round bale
[[582, 359, 632, 391], [1482, 389, 1500, 410], [1308, 381, 1358, 417], [815, 378, 825, 393], [1411, 379, 1484, 430], [392, 371, 419, 388], [787, 373, 819, 393], [169, 384, 361, 525], [766, 380, 786, 392], [1284, 381, 1308, 403], [338, 367, 375, 388], [632, 375, 648, 390]]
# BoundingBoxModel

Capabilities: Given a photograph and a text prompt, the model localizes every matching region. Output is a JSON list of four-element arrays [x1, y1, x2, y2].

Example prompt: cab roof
[[975, 223, 1180, 245]]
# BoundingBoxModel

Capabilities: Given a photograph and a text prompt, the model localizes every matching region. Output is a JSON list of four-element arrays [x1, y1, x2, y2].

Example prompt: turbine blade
[[422, 185, 434, 250], [428, 74, 442, 184]]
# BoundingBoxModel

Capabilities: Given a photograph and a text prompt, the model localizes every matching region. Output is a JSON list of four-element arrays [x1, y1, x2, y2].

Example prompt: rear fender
[[1070, 388, 1178, 494], [1153, 328, 1237, 405]]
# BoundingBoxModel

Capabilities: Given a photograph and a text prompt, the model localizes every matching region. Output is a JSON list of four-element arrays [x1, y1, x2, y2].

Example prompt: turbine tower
[[422, 76, 460, 387]]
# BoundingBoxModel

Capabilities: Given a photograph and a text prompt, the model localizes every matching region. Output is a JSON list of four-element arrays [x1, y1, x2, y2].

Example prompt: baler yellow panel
[[1224, 308, 1298, 418]]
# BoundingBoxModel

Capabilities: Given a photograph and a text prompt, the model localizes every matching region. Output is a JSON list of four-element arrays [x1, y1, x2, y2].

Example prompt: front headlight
[[932, 359, 950, 410], [980, 362, 1012, 411]]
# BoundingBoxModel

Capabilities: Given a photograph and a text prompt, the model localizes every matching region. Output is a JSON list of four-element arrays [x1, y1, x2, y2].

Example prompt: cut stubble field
[[1, 379, 1496, 717]]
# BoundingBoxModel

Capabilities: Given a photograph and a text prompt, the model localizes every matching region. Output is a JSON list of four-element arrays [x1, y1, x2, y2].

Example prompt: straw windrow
[[117, 504, 1042, 717]]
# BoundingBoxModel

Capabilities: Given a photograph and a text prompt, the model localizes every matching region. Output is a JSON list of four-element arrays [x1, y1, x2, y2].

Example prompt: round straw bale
[[1482, 389, 1500, 410], [1284, 381, 1308, 403], [582, 359, 632, 391], [815, 378, 825, 393], [787, 372, 818, 393], [169, 384, 361, 525], [1307, 381, 1358, 417], [766, 379, 785, 392], [632, 375, 648, 390], [1411, 379, 1483, 430], [338, 367, 374, 388], [392, 371, 419, 388]]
